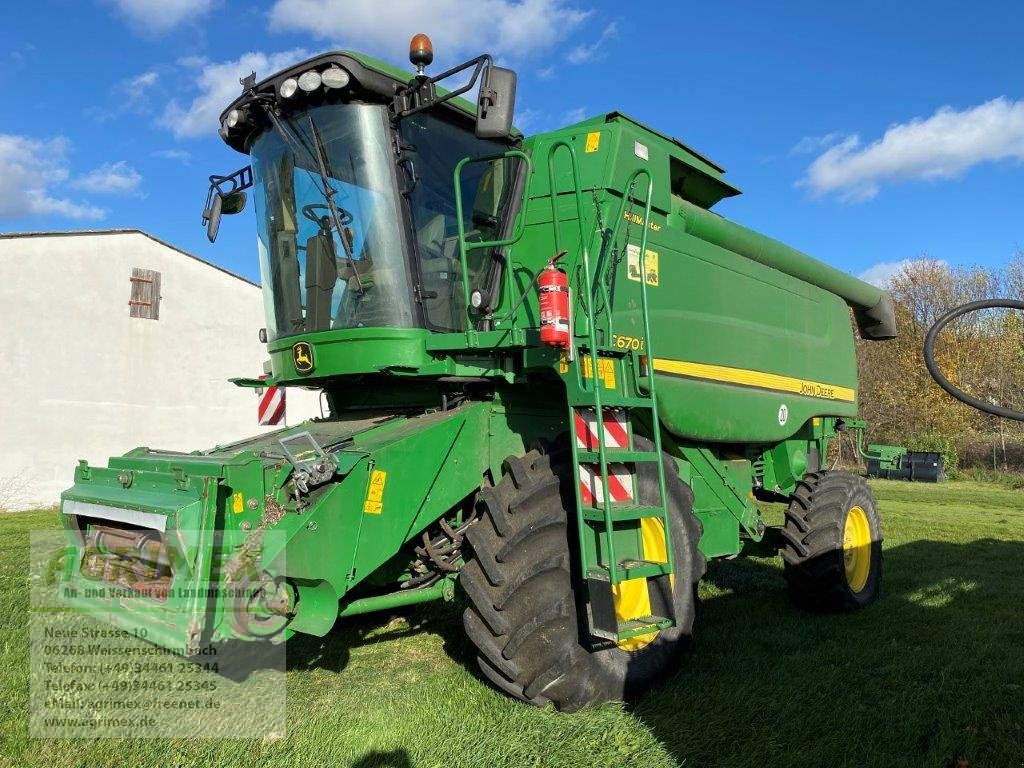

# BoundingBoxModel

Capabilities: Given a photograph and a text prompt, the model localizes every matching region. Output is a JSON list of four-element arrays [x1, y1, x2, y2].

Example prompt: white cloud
[[790, 132, 844, 155], [566, 21, 617, 65], [858, 258, 948, 288], [108, 0, 217, 34], [152, 148, 192, 162], [88, 70, 163, 124], [513, 107, 544, 132], [131, 72, 158, 88], [561, 107, 587, 124], [9, 43, 35, 71], [127, 71, 159, 90], [72, 161, 143, 194], [800, 97, 1024, 201], [0, 134, 105, 221], [267, 0, 589, 63], [160, 49, 308, 139]]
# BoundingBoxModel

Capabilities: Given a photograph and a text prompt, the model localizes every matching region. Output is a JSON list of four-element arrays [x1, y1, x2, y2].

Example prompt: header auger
[[58, 34, 895, 710]]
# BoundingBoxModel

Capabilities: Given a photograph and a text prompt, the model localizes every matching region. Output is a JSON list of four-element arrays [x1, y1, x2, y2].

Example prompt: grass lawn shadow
[[284, 602, 461, 675], [628, 532, 1024, 768], [350, 748, 412, 768]]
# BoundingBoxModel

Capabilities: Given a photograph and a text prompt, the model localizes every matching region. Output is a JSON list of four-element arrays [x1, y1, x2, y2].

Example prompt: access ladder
[[547, 139, 676, 644]]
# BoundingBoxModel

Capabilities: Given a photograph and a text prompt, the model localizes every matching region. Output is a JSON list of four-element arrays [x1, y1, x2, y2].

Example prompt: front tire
[[460, 445, 705, 712], [780, 471, 882, 611]]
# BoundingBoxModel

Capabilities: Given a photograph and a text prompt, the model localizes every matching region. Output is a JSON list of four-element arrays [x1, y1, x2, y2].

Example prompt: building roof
[[0, 229, 258, 287]]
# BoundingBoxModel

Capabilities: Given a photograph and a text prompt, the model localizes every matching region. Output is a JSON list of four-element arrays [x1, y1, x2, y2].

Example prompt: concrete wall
[[0, 231, 320, 510]]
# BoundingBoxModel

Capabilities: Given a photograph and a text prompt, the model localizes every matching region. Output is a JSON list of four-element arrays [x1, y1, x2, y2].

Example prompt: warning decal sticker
[[363, 469, 388, 514]]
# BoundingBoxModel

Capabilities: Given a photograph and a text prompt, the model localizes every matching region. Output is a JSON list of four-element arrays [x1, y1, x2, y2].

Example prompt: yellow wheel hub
[[612, 518, 670, 652], [843, 505, 872, 593]]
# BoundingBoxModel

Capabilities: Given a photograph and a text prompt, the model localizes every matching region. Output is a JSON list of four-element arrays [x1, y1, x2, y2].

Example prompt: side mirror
[[221, 190, 247, 214], [205, 193, 223, 243], [204, 190, 247, 243], [476, 65, 516, 140], [201, 166, 253, 243]]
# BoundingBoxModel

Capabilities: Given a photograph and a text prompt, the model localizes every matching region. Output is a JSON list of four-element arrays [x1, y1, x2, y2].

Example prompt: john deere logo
[[292, 342, 314, 374]]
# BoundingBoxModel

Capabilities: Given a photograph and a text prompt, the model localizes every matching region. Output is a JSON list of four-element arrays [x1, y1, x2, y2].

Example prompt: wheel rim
[[612, 518, 668, 652], [843, 505, 872, 593]]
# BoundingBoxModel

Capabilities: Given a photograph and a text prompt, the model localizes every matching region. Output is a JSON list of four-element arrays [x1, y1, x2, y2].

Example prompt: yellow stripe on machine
[[652, 358, 856, 403]]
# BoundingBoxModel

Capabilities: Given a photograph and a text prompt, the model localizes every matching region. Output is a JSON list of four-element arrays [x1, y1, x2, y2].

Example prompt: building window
[[129, 268, 161, 320]]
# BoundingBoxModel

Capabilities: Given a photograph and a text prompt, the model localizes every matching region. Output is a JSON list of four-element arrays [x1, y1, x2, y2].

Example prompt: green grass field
[[2, 480, 1023, 768]]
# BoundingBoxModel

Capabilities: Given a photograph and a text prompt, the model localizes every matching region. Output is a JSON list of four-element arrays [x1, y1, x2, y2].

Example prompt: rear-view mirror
[[204, 190, 247, 243], [201, 166, 253, 244], [205, 193, 223, 243], [221, 190, 247, 215], [476, 65, 517, 140]]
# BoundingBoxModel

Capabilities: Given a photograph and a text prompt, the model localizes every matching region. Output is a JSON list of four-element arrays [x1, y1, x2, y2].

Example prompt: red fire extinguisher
[[538, 256, 571, 349]]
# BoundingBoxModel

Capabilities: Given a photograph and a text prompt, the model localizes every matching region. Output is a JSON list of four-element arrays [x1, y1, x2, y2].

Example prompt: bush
[[957, 435, 1024, 472]]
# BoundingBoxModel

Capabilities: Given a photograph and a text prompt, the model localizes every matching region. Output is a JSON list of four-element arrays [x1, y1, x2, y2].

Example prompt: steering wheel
[[302, 203, 353, 227]]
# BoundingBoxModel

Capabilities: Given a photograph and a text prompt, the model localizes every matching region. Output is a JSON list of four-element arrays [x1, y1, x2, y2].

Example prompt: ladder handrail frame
[[609, 167, 676, 585], [546, 138, 620, 583], [452, 149, 533, 345]]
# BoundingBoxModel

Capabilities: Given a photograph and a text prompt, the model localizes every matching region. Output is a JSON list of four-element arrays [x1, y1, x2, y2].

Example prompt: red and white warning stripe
[[578, 462, 634, 506], [257, 378, 286, 426], [574, 407, 630, 451]]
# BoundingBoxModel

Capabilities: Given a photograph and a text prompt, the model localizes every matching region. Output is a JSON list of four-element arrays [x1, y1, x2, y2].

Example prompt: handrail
[[547, 138, 621, 583], [615, 168, 675, 582], [452, 149, 533, 343], [597, 165, 675, 587], [614, 169, 657, 389]]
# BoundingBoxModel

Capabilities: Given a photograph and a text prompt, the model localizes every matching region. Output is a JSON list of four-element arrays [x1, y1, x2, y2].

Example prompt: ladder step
[[579, 345, 629, 358], [617, 615, 675, 641], [581, 505, 667, 522], [619, 561, 673, 580], [569, 396, 655, 409], [589, 560, 672, 582], [598, 395, 656, 409], [577, 449, 660, 464]]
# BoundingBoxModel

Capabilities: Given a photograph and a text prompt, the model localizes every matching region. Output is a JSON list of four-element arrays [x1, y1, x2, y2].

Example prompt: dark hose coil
[[924, 298, 1024, 422]]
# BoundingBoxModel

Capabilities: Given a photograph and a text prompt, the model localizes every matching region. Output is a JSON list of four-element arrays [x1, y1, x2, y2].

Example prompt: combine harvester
[[57, 35, 897, 710]]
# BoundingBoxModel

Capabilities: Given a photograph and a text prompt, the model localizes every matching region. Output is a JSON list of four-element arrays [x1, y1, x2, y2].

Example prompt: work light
[[279, 77, 298, 98], [321, 66, 350, 89], [298, 70, 322, 92]]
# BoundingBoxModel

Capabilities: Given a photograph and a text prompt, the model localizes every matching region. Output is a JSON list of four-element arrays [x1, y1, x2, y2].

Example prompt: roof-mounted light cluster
[[220, 64, 352, 137], [220, 106, 251, 138], [279, 65, 350, 100]]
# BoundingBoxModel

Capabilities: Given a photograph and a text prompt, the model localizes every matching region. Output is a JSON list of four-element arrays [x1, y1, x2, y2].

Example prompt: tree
[[854, 256, 1024, 471]]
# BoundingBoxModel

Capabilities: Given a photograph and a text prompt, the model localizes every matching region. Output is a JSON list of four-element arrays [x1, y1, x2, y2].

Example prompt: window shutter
[[129, 268, 161, 320]]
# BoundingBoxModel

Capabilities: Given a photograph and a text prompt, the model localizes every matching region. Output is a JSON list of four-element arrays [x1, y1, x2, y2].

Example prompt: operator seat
[[417, 213, 461, 330]]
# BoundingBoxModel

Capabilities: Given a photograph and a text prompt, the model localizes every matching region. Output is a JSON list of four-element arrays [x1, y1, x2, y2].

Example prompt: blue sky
[[1, 0, 1022, 285]]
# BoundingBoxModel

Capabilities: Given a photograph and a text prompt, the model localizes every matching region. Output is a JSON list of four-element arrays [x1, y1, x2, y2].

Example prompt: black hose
[[923, 298, 1024, 421]]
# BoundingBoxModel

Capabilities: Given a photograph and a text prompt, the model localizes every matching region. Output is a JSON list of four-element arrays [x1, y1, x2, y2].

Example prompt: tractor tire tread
[[461, 441, 704, 711], [779, 470, 882, 613]]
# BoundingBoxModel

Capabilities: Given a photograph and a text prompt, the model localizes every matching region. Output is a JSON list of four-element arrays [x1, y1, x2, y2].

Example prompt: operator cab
[[203, 36, 522, 342]]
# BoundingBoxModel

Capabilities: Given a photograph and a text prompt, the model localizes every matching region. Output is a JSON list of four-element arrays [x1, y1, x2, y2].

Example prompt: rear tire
[[460, 443, 704, 712], [780, 471, 882, 612]]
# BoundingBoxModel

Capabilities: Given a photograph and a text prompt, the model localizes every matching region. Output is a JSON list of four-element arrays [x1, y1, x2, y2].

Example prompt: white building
[[0, 230, 320, 510]]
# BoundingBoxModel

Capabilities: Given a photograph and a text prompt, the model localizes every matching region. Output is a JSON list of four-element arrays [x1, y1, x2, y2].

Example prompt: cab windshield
[[251, 102, 521, 339], [251, 103, 414, 340]]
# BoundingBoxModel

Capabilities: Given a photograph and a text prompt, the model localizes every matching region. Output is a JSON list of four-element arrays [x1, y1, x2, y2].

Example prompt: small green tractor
[[57, 36, 896, 710]]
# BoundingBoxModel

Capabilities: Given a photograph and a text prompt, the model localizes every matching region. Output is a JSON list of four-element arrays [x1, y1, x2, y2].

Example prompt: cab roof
[[217, 50, 515, 153]]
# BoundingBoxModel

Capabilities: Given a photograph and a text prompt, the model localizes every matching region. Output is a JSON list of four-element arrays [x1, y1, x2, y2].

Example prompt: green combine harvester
[[57, 35, 897, 710]]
